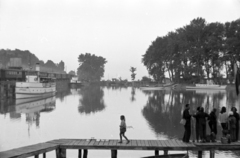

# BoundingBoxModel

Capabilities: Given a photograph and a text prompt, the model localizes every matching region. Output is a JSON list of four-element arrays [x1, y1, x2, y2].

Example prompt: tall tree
[[130, 67, 136, 81], [58, 60, 65, 71], [77, 53, 107, 82]]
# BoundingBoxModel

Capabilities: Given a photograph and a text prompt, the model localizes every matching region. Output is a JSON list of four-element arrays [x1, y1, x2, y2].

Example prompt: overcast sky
[[0, 0, 240, 80]]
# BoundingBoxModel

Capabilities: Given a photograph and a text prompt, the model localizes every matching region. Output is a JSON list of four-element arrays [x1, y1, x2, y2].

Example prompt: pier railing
[[0, 139, 240, 158]]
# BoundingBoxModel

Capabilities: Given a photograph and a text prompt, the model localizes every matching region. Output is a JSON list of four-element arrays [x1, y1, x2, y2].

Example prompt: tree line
[[142, 17, 240, 84], [0, 49, 65, 73]]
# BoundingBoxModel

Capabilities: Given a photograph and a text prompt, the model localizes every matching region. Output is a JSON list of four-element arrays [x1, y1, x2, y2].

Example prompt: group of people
[[182, 104, 240, 143]]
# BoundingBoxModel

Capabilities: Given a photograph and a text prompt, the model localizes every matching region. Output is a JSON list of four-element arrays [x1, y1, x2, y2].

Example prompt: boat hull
[[140, 83, 177, 91], [186, 84, 227, 90], [15, 82, 56, 99]]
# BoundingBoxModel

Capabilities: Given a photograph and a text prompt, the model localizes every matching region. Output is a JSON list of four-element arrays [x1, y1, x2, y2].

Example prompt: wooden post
[[155, 150, 159, 155], [111, 150, 117, 158], [60, 148, 66, 158], [210, 150, 215, 158], [56, 148, 60, 158], [164, 150, 168, 155], [78, 149, 82, 158], [43, 153, 46, 158], [198, 150, 202, 158], [34, 155, 39, 158], [83, 149, 88, 158]]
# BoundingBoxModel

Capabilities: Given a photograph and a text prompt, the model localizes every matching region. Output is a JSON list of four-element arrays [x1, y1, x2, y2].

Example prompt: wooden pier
[[0, 139, 240, 158]]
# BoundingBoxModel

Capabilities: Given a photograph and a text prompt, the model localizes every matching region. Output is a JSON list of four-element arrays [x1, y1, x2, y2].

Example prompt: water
[[1, 85, 240, 158]]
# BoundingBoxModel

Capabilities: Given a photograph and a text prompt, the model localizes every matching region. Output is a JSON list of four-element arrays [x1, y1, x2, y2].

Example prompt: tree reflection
[[130, 87, 136, 102], [78, 85, 105, 114], [142, 90, 227, 139]]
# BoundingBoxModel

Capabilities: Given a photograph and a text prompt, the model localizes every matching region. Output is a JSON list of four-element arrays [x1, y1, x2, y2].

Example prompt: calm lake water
[[1, 85, 240, 158]]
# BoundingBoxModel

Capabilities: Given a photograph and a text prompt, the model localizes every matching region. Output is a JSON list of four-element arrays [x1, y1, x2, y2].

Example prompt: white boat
[[15, 75, 56, 99], [186, 84, 227, 90], [70, 76, 81, 84], [186, 79, 227, 90], [140, 83, 177, 91]]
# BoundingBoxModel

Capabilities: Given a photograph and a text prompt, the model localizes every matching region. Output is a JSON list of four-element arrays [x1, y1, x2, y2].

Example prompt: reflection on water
[[0, 96, 56, 128], [142, 89, 240, 138], [78, 85, 105, 114], [1, 86, 240, 158], [131, 87, 136, 102]]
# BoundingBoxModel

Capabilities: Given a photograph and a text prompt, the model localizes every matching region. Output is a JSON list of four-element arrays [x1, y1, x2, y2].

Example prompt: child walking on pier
[[118, 115, 130, 144]]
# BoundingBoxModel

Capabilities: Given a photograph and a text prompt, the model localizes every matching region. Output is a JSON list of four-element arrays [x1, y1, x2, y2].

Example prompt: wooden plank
[[144, 140, 150, 147], [173, 140, 183, 147], [76, 139, 86, 146], [163, 140, 171, 147], [0, 143, 58, 158], [93, 139, 101, 146], [140, 140, 146, 146], [88, 139, 96, 146], [73, 140, 83, 146], [82, 139, 91, 146], [150, 140, 158, 147], [98, 139, 105, 146], [108, 140, 114, 146], [47, 139, 70, 145], [103, 139, 110, 146], [158, 140, 167, 147], [112, 140, 118, 146], [131, 140, 138, 147], [168, 140, 179, 147], [125, 140, 131, 146], [68, 140, 78, 146], [137, 140, 143, 146]]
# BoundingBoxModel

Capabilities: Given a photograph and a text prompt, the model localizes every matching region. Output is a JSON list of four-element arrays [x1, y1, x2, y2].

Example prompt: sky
[[0, 0, 240, 80]]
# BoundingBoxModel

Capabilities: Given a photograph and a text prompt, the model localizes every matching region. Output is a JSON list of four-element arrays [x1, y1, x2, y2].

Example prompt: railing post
[[78, 149, 82, 158], [198, 150, 202, 158], [83, 149, 88, 158], [34, 155, 39, 158], [155, 150, 159, 155], [111, 150, 117, 158]]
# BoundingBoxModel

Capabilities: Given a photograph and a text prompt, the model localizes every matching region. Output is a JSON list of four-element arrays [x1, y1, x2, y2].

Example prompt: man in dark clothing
[[182, 104, 191, 143], [196, 107, 209, 142], [208, 108, 217, 135], [193, 107, 201, 142], [231, 107, 240, 141]]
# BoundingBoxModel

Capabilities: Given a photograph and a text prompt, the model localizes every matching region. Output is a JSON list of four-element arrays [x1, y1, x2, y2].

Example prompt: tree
[[77, 53, 107, 82], [142, 17, 240, 83], [141, 76, 152, 82], [130, 67, 136, 81], [58, 60, 65, 71], [68, 70, 76, 75]]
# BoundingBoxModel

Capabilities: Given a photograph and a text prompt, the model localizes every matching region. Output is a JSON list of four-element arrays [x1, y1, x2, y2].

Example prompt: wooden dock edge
[[1, 139, 240, 158]]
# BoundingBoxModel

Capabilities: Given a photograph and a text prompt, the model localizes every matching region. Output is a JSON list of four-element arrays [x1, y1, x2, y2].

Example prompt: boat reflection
[[0, 96, 56, 127], [78, 85, 105, 114], [142, 89, 239, 140]]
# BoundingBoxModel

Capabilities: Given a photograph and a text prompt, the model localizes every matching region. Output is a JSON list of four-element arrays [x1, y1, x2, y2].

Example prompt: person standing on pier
[[219, 107, 228, 129], [182, 104, 192, 143], [231, 107, 239, 141], [193, 106, 200, 142], [118, 115, 130, 144], [208, 108, 217, 135], [196, 107, 209, 143], [228, 111, 237, 142], [219, 107, 228, 135]]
